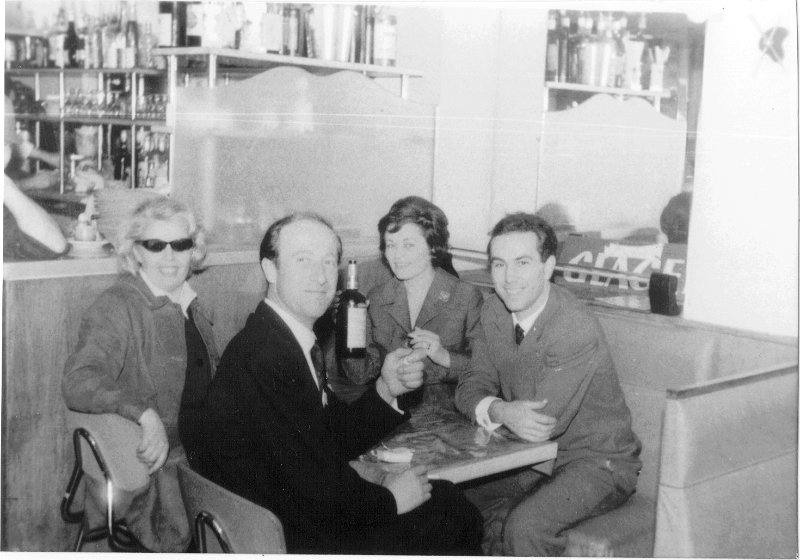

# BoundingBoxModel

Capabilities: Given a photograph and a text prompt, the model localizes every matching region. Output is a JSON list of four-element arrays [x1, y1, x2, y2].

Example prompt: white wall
[[684, 0, 798, 337]]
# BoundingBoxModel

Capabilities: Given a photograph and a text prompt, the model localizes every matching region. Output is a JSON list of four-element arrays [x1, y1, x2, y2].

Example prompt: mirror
[[536, 10, 703, 245]]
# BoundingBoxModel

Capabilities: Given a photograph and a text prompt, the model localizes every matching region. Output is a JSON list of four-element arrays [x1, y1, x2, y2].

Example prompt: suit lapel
[[414, 269, 457, 329], [377, 278, 413, 333], [254, 301, 321, 402]]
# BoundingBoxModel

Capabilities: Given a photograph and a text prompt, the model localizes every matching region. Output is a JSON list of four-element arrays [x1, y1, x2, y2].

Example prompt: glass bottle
[[545, 12, 558, 82], [373, 7, 397, 67], [336, 260, 367, 359], [64, 9, 81, 69]]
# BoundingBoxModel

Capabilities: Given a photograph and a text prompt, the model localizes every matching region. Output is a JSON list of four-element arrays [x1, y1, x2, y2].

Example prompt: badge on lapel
[[439, 290, 451, 302]]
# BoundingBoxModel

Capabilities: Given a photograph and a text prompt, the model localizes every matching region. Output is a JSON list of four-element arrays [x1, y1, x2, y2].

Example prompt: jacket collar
[[371, 268, 459, 331], [119, 272, 175, 311], [484, 282, 564, 345]]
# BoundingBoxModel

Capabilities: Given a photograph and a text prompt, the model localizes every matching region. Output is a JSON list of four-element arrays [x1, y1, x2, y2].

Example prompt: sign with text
[[556, 237, 687, 295]]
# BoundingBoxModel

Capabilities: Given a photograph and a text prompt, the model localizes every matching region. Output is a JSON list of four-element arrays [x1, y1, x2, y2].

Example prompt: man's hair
[[378, 196, 451, 270], [487, 212, 558, 261], [259, 212, 343, 264]]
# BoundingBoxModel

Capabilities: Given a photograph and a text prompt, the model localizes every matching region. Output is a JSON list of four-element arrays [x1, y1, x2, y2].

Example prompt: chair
[[176, 462, 287, 553], [60, 411, 152, 552]]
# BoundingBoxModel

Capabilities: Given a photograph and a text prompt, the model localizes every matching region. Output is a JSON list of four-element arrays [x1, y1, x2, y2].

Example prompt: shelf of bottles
[[4, 0, 174, 195], [149, 2, 418, 98], [544, 10, 674, 111]]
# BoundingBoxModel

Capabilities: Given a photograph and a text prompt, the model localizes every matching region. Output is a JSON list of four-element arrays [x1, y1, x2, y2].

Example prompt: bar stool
[[60, 411, 152, 552], [176, 462, 286, 553]]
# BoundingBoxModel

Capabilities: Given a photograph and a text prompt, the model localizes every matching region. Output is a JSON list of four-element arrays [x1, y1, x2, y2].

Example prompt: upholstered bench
[[562, 310, 798, 557]]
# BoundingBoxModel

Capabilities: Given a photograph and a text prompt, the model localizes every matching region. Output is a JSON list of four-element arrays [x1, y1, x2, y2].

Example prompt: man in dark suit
[[200, 212, 482, 554], [455, 213, 642, 556]]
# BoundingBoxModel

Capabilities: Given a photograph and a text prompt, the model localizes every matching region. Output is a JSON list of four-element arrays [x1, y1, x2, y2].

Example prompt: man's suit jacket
[[342, 268, 483, 386], [201, 301, 407, 552], [455, 284, 641, 470]]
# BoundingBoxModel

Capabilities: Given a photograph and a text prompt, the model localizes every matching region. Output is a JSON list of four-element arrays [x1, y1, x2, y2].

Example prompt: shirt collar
[[512, 282, 550, 335], [263, 297, 317, 354], [138, 270, 197, 318]]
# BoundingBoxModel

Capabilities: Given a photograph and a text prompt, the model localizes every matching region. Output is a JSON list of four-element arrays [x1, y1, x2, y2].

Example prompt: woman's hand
[[407, 328, 450, 368], [137, 408, 169, 474], [382, 465, 432, 514]]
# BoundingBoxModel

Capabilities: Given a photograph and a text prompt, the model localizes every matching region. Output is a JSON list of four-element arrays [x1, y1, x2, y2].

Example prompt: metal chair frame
[[194, 510, 233, 553], [60, 427, 151, 552]]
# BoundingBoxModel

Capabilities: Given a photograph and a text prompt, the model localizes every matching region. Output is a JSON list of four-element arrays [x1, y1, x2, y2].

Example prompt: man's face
[[262, 219, 339, 329], [489, 231, 556, 322]]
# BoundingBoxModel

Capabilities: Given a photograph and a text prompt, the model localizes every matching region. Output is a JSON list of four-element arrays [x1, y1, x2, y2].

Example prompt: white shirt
[[139, 271, 196, 319], [475, 283, 551, 431], [264, 298, 324, 394]]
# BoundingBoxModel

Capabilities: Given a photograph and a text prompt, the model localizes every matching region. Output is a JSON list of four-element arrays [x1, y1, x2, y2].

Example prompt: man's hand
[[137, 408, 169, 474], [382, 465, 432, 514], [489, 399, 556, 442], [378, 347, 426, 400]]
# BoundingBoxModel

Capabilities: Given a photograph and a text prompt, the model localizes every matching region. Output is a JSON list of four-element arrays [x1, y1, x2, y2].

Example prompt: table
[[354, 404, 558, 484]]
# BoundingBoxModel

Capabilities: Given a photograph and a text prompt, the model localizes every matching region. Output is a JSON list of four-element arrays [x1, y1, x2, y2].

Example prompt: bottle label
[[346, 306, 367, 348]]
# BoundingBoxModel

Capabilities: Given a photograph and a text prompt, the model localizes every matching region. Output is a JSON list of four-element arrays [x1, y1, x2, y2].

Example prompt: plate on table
[[68, 238, 112, 258]]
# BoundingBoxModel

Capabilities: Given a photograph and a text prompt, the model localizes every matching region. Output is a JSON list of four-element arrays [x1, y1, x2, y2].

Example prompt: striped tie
[[310, 342, 329, 405]]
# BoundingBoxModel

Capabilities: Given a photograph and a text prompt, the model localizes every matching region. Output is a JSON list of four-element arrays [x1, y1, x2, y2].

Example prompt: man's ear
[[261, 257, 278, 285], [544, 254, 557, 280]]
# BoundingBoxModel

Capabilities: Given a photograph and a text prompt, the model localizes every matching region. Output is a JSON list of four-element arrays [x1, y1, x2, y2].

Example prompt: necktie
[[515, 323, 525, 346], [310, 342, 328, 405]]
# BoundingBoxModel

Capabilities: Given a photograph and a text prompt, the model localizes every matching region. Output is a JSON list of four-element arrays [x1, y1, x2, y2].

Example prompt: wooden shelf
[[545, 81, 672, 99]]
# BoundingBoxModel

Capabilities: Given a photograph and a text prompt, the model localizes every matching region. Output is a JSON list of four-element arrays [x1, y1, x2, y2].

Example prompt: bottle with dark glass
[[545, 12, 558, 82], [336, 260, 367, 359], [64, 9, 81, 68], [113, 129, 132, 183]]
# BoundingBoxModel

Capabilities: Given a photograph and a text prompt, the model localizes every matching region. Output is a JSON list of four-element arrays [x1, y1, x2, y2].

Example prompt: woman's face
[[383, 222, 434, 282], [132, 219, 193, 295]]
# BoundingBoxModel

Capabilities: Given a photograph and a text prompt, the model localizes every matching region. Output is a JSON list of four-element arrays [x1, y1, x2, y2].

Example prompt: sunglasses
[[135, 238, 195, 253]]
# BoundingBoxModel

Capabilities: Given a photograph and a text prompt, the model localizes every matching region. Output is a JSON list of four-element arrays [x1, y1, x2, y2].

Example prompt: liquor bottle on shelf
[[373, 6, 397, 67], [545, 12, 558, 82], [556, 10, 570, 82], [124, 3, 139, 68], [283, 5, 300, 56], [113, 129, 132, 183], [336, 260, 367, 359], [64, 9, 81, 68], [186, 2, 203, 47]]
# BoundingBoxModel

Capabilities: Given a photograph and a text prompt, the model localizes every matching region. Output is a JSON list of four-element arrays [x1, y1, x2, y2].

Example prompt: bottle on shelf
[[545, 12, 558, 82], [113, 129, 132, 183], [283, 5, 300, 56], [372, 6, 397, 67], [139, 23, 158, 68], [64, 9, 81, 69], [336, 260, 367, 359], [556, 10, 570, 82]]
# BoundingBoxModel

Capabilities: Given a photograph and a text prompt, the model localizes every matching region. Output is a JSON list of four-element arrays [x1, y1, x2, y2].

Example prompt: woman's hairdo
[[117, 197, 207, 275], [378, 196, 451, 269]]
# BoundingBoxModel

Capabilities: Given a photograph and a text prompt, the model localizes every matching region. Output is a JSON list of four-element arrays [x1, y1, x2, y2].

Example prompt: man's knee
[[502, 502, 563, 556]]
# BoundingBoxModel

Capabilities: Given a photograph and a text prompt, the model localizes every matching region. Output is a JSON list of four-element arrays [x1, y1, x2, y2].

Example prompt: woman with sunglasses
[[62, 196, 218, 552]]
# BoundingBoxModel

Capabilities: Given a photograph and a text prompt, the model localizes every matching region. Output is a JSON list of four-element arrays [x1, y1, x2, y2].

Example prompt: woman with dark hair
[[342, 196, 483, 407], [62, 197, 219, 551]]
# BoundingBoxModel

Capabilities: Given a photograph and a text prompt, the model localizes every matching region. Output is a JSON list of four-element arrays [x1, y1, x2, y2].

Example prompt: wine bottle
[[64, 10, 81, 69], [113, 129, 132, 183], [336, 260, 367, 359]]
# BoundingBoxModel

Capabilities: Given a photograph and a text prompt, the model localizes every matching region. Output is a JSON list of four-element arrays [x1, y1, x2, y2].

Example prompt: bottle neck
[[346, 263, 358, 290]]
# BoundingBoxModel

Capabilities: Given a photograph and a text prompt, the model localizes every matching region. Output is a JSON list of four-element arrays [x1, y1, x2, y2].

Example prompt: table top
[[355, 404, 558, 484]]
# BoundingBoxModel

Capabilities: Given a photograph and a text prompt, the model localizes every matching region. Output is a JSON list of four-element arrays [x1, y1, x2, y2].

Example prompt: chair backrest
[[654, 365, 798, 558], [66, 411, 150, 492], [176, 462, 287, 554]]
